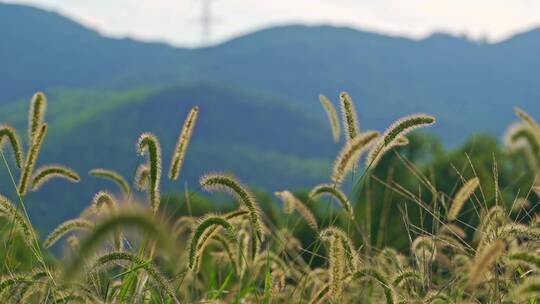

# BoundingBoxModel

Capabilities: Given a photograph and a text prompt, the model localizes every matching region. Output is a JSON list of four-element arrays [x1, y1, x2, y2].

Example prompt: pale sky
[[4, 0, 540, 47]]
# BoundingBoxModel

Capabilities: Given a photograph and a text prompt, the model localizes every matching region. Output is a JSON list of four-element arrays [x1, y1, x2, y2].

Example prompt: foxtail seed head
[[31, 165, 80, 191], [91, 251, 178, 303], [89, 168, 130, 196], [188, 215, 236, 272], [319, 95, 340, 142], [467, 239, 505, 290], [18, 123, 47, 196], [509, 252, 540, 269], [331, 130, 379, 184], [447, 177, 480, 221], [320, 226, 360, 272], [309, 184, 353, 219], [366, 114, 435, 168], [43, 218, 93, 249], [92, 191, 118, 213], [169, 106, 198, 181], [326, 235, 345, 301], [0, 195, 36, 245], [339, 92, 360, 141], [63, 209, 171, 280], [351, 269, 394, 304], [514, 107, 540, 139], [137, 133, 162, 214], [275, 190, 318, 230], [200, 173, 263, 239], [28, 92, 47, 143], [134, 164, 150, 191], [514, 277, 540, 302], [0, 125, 23, 168], [503, 123, 540, 167]]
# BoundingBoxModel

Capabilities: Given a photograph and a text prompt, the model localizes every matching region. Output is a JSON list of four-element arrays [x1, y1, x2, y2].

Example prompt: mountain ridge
[[4, 2, 540, 147]]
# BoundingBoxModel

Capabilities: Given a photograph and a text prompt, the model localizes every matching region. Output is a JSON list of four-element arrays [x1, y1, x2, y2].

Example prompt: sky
[[4, 0, 540, 47]]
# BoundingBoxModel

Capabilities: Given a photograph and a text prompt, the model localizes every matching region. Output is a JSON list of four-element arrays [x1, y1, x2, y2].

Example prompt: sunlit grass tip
[[319, 94, 340, 142], [0, 194, 36, 245], [137, 132, 162, 213], [169, 106, 199, 181], [322, 234, 346, 301], [18, 123, 47, 196], [339, 92, 360, 141], [514, 107, 540, 138], [91, 251, 179, 303], [0, 125, 23, 168], [447, 177, 480, 221], [467, 239, 505, 290], [331, 130, 379, 184], [31, 165, 80, 191], [200, 173, 263, 239], [188, 215, 236, 272], [309, 183, 353, 219], [366, 113, 435, 168], [503, 122, 540, 166], [28, 92, 47, 142], [92, 191, 118, 213], [351, 269, 394, 304], [320, 226, 360, 272], [275, 190, 318, 230], [43, 218, 93, 249], [63, 209, 171, 280], [89, 168, 130, 196], [134, 163, 150, 191]]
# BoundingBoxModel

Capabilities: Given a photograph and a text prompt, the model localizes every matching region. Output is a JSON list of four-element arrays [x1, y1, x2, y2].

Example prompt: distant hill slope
[[195, 26, 540, 144], [0, 3, 191, 101], [2, 3, 540, 145], [0, 82, 336, 232]]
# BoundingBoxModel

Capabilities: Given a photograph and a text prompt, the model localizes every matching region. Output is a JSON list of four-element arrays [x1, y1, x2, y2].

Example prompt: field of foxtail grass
[[1, 91, 540, 303]]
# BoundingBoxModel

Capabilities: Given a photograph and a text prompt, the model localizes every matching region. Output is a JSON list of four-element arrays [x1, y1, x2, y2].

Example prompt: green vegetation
[[1, 91, 540, 303]]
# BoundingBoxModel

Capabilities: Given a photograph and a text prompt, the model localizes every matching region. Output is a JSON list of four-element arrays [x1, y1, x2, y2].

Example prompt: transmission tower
[[199, 0, 215, 46]]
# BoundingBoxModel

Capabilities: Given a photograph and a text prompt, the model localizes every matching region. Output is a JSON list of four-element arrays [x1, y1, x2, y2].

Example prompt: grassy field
[[1, 91, 540, 303]]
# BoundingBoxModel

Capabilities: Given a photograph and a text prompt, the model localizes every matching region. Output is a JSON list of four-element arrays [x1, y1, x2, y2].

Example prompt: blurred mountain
[[2, 3, 540, 145], [0, 3, 191, 101]]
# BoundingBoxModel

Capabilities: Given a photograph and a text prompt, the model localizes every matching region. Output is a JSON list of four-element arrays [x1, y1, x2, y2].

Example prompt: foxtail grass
[[92, 191, 118, 213], [18, 124, 47, 196], [63, 210, 171, 280], [309, 184, 353, 219], [137, 133, 162, 213], [188, 215, 236, 272], [447, 177, 480, 221], [200, 173, 263, 239], [91, 251, 179, 303], [339, 92, 360, 141], [319, 94, 340, 142], [467, 240, 505, 290], [43, 218, 93, 249], [89, 168, 130, 196], [169, 106, 198, 181], [30, 165, 80, 191], [275, 190, 318, 230], [366, 114, 435, 168], [28, 92, 47, 142], [0, 194, 36, 245], [331, 130, 379, 184], [134, 163, 150, 191], [0, 125, 23, 168]]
